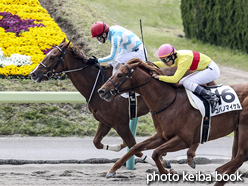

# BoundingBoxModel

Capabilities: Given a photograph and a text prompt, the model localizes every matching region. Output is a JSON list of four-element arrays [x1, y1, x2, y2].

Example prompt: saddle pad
[[186, 85, 242, 117]]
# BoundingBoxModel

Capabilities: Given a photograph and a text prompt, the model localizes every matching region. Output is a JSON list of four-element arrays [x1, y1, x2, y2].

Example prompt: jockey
[[88, 21, 146, 74], [152, 43, 220, 111]]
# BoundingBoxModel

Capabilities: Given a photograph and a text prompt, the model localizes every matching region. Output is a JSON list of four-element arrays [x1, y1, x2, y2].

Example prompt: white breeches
[[179, 61, 220, 92], [108, 44, 146, 75], [108, 44, 146, 98]]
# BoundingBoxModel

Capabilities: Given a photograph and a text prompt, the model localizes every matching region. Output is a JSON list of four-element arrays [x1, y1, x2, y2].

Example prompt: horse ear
[[64, 40, 71, 49]]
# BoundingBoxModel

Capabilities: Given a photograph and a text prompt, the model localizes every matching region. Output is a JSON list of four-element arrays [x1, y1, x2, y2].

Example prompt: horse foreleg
[[115, 123, 153, 162], [120, 140, 127, 149], [186, 143, 199, 169], [106, 133, 166, 178], [93, 122, 113, 150], [160, 143, 199, 169], [152, 135, 188, 175]]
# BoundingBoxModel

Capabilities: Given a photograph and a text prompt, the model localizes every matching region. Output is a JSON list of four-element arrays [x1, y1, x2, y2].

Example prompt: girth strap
[[129, 91, 137, 119]]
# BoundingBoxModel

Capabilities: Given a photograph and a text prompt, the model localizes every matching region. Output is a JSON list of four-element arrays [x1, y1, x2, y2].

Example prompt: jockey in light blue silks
[[88, 21, 146, 75], [88, 22, 154, 167]]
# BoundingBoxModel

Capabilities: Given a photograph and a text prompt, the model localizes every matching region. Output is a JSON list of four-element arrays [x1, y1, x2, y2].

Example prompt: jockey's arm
[[157, 60, 189, 83], [98, 36, 120, 63]]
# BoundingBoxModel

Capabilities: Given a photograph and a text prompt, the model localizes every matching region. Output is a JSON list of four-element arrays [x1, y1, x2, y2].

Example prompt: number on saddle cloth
[[186, 85, 242, 144]]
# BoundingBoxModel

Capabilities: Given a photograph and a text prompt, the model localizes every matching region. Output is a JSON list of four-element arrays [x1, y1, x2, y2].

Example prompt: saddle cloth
[[186, 85, 242, 143], [186, 85, 242, 117]]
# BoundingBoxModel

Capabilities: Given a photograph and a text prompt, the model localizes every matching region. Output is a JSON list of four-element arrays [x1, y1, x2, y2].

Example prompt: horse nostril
[[98, 89, 105, 95], [30, 72, 36, 78]]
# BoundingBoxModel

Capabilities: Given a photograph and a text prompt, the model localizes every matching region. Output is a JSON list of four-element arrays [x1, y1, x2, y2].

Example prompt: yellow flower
[[0, 0, 68, 77]]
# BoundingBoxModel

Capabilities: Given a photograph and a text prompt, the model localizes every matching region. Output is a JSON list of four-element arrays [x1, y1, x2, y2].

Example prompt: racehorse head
[[98, 58, 163, 102], [30, 39, 88, 82]]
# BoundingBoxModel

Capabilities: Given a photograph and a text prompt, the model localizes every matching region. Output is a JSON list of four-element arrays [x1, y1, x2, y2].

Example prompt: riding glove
[[87, 56, 98, 65]]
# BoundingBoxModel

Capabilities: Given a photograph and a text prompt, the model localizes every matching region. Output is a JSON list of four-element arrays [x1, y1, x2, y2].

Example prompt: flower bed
[[0, 0, 67, 78]]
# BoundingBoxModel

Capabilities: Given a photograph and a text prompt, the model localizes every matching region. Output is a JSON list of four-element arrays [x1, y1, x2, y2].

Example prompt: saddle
[[186, 85, 242, 144]]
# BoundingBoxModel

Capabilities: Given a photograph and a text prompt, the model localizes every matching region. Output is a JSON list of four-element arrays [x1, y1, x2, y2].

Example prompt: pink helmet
[[91, 22, 109, 38], [158, 44, 176, 58]]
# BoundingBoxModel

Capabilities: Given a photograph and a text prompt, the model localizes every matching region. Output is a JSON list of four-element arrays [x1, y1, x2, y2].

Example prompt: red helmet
[[91, 22, 109, 38], [158, 44, 176, 58]]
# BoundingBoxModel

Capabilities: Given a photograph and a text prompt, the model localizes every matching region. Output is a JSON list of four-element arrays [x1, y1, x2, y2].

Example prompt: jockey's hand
[[87, 56, 98, 65], [151, 71, 160, 79], [146, 61, 154, 66]]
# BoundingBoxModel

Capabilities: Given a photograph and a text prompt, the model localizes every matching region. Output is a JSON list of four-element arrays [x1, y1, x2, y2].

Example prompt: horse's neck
[[67, 64, 111, 102], [134, 70, 176, 112]]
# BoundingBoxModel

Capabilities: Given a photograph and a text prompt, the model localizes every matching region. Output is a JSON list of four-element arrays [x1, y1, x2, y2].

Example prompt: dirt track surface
[[217, 65, 248, 85], [0, 136, 248, 186], [1, 163, 248, 186]]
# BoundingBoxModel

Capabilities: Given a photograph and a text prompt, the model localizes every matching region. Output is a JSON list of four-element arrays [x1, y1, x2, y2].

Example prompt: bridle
[[108, 64, 177, 115], [38, 45, 101, 105], [108, 64, 152, 97], [39, 46, 90, 79]]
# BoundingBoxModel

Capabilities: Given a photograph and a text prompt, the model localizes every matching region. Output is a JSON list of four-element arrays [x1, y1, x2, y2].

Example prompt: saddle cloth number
[[210, 86, 242, 116], [186, 86, 242, 117]]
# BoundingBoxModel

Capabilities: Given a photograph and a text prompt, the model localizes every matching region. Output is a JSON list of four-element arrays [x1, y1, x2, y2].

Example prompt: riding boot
[[194, 85, 219, 112]]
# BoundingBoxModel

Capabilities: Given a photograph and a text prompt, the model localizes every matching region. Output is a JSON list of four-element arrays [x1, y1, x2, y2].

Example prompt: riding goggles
[[160, 56, 171, 63], [96, 35, 103, 42], [96, 34, 107, 43]]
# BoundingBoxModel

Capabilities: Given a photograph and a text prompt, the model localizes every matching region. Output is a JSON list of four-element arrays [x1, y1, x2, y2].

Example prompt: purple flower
[[42, 46, 56, 55], [0, 11, 45, 36]]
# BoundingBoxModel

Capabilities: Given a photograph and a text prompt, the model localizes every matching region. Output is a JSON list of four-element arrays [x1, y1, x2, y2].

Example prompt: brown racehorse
[[98, 58, 248, 186], [29, 40, 199, 168]]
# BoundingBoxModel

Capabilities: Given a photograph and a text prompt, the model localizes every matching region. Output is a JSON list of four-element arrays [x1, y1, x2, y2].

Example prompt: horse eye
[[50, 56, 55, 60]]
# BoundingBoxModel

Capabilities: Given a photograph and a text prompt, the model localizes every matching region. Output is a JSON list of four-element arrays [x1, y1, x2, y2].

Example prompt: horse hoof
[[162, 160, 171, 169], [106, 172, 116, 178], [169, 169, 178, 175], [189, 160, 196, 169], [210, 171, 217, 182]]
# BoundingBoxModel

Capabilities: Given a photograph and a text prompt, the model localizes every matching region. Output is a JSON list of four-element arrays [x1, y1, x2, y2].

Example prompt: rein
[[109, 64, 177, 115]]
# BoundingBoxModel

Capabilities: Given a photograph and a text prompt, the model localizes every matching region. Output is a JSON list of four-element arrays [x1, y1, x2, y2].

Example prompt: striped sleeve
[[98, 35, 120, 63]]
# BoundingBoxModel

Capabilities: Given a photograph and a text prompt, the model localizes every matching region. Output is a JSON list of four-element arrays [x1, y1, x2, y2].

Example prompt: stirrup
[[209, 100, 218, 112]]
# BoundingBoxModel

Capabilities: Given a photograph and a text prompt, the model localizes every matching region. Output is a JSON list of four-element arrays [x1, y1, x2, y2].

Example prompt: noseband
[[109, 64, 152, 96]]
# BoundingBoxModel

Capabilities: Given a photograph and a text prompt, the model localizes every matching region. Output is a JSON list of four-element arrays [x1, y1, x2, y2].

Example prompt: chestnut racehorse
[[30, 40, 199, 167], [98, 58, 248, 186]]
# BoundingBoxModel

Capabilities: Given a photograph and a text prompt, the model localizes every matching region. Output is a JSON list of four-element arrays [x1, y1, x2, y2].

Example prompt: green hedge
[[181, 0, 248, 53]]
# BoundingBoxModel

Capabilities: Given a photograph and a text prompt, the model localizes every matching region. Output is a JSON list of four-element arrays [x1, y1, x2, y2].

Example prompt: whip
[[140, 19, 148, 62]]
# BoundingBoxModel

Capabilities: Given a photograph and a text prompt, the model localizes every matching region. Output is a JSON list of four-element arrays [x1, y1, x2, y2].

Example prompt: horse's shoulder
[[100, 65, 113, 77]]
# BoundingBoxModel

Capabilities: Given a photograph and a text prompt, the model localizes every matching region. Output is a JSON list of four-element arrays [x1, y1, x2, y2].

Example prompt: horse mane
[[127, 58, 182, 88], [68, 45, 87, 60], [59, 41, 110, 70], [127, 58, 164, 75], [56, 40, 86, 61]]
